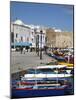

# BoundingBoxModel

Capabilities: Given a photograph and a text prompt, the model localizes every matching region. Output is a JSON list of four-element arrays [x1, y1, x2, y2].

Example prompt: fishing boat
[[11, 65, 73, 98], [58, 51, 74, 68], [53, 50, 64, 56], [48, 50, 74, 64], [47, 52, 66, 62]]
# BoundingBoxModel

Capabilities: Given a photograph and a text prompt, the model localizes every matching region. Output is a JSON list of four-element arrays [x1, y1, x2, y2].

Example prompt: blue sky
[[10, 2, 74, 32]]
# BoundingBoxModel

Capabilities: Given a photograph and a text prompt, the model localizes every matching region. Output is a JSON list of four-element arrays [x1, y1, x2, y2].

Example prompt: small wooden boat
[[47, 52, 66, 62], [53, 50, 64, 56]]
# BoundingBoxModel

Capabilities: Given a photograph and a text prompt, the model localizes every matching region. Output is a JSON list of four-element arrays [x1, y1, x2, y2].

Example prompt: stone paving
[[11, 51, 56, 73]]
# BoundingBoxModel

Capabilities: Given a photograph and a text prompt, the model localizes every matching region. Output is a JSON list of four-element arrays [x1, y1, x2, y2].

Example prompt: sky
[[10, 1, 74, 32]]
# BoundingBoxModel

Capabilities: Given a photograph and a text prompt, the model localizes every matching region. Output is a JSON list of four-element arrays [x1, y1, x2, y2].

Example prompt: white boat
[[36, 65, 66, 69], [21, 65, 72, 81], [23, 73, 72, 80]]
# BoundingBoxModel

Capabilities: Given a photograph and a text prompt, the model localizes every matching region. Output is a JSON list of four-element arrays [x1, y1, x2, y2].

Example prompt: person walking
[[20, 46, 23, 54], [23, 47, 26, 54], [26, 46, 29, 52]]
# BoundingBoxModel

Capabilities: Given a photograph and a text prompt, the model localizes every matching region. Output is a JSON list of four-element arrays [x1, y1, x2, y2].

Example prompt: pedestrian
[[23, 47, 26, 54], [26, 46, 29, 52], [20, 46, 23, 54], [30, 47, 32, 52]]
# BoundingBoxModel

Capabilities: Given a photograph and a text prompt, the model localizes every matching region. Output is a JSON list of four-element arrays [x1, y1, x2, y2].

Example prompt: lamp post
[[37, 35, 39, 56], [44, 37, 47, 54], [36, 35, 39, 56], [40, 30, 43, 60]]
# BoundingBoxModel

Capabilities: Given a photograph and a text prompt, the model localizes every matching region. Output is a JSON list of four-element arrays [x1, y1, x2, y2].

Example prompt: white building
[[11, 19, 46, 49], [34, 26, 46, 48], [11, 20, 32, 48]]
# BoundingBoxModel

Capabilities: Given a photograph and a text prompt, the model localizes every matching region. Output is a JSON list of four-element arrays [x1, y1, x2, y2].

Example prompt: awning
[[11, 42, 32, 46]]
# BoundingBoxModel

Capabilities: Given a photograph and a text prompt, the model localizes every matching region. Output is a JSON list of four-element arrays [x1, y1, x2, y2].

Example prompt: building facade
[[46, 28, 56, 48], [55, 32, 73, 48], [46, 28, 73, 48], [11, 19, 73, 50], [11, 20, 32, 48], [11, 19, 46, 49]]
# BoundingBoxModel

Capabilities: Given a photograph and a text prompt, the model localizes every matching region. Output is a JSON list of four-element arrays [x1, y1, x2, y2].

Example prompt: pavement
[[11, 51, 56, 73]]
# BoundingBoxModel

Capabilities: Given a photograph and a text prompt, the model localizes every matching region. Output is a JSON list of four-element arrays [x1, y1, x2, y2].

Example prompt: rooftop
[[14, 19, 24, 26]]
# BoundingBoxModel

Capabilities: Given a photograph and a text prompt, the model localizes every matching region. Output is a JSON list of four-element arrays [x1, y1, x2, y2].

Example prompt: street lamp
[[36, 35, 39, 56], [40, 30, 43, 60], [37, 35, 39, 56]]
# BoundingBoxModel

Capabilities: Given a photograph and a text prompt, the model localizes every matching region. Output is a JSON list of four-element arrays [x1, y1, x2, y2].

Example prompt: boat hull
[[11, 88, 69, 98], [47, 53, 65, 62]]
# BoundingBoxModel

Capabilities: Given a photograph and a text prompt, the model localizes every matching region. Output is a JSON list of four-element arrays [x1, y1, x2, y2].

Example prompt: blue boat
[[11, 86, 68, 98], [48, 53, 66, 62], [11, 78, 70, 98], [11, 65, 73, 98]]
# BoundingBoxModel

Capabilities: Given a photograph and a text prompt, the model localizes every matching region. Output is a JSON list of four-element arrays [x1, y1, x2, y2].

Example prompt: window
[[45, 37, 47, 42], [16, 33, 18, 38], [43, 35, 44, 40], [32, 32, 33, 35], [32, 38, 33, 42], [27, 37, 29, 41], [11, 32, 14, 43], [21, 36, 23, 42]]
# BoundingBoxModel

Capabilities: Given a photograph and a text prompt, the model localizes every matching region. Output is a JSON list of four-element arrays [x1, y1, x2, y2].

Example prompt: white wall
[[11, 24, 32, 43]]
